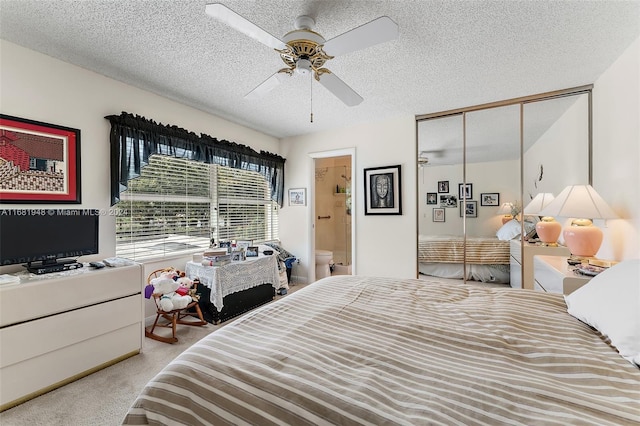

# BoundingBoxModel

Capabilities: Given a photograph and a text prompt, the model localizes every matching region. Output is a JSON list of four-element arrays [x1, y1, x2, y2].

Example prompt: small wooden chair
[[144, 269, 207, 344]]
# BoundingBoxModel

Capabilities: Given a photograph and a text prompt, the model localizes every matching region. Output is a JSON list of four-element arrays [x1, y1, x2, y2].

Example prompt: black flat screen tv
[[0, 209, 99, 268]]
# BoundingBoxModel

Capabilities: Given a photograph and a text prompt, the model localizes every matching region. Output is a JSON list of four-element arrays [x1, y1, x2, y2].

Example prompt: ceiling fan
[[205, 3, 399, 107], [418, 151, 430, 167]]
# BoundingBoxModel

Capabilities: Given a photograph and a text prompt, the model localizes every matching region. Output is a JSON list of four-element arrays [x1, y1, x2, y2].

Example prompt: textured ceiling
[[1, 0, 638, 140]]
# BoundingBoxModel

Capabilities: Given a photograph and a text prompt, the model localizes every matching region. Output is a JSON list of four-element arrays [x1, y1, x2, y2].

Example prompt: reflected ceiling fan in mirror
[[418, 151, 430, 167], [417, 149, 447, 166], [205, 3, 399, 110]]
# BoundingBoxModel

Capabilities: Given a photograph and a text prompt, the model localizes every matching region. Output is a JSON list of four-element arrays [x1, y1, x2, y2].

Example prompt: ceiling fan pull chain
[[310, 75, 314, 123]]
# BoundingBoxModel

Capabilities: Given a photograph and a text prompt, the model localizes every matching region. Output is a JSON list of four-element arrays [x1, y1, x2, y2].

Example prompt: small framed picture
[[480, 193, 500, 206], [288, 188, 306, 206], [426, 192, 438, 205], [236, 240, 251, 251], [230, 250, 245, 262], [246, 246, 259, 257], [440, 194, 457, 208], [460, 200, 478, 218], [433, 208, 445, 222], [437, 180, 449, 193], [458, 183, 473, 200]]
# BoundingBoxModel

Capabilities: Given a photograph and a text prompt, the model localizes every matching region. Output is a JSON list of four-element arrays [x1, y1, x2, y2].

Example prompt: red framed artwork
[[0, 114, 81, 203]]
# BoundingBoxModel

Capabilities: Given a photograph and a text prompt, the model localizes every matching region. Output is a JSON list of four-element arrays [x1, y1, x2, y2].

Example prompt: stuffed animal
[[150, 274, 192, 311], [175, 272, 196, 299]]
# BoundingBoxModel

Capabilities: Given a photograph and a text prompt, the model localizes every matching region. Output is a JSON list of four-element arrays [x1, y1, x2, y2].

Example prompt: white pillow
[[565, 259, 640, 366], [496, 220, 521, 240]]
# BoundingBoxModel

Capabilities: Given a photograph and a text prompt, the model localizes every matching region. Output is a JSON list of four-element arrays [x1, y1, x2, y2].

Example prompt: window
[[216, 167, 279, 242], [115, 155, 278, 261]]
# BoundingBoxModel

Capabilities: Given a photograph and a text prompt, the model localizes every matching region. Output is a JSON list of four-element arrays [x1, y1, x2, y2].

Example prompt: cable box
[[27, 262, 84, 275]]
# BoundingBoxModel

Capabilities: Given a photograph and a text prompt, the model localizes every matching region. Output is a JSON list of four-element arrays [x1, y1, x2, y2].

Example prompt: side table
[[533, 255, 592, 295]]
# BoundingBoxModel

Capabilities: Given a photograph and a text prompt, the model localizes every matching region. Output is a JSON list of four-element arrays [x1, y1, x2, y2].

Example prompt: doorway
[[309, 148, 356, 282]]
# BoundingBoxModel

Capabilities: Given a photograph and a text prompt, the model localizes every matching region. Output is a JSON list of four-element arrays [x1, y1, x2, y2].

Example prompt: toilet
[[315, 250, 334, 280]]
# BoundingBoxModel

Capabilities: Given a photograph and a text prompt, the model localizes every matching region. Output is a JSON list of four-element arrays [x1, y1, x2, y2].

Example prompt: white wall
[[280, 115, 417, 282], [0, 40, 280, 285], [592, 36, 640, 260]]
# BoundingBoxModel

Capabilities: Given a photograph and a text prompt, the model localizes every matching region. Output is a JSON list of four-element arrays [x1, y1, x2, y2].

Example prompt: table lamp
[[538, 185, 617, 258], [523, 193, 560, 245], [497, 203, 514, 224]]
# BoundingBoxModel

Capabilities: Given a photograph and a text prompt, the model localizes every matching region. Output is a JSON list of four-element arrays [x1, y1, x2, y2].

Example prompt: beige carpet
[[0, 284, 306, 426]]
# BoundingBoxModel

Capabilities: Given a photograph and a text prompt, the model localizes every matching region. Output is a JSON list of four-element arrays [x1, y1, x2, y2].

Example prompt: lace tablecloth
[[185, 255, 279, 310]]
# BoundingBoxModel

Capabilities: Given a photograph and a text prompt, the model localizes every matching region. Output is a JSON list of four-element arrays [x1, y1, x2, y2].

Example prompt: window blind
[[115, 155, 278, 261]]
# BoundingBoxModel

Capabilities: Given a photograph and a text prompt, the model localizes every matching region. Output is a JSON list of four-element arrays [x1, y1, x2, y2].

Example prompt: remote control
[[89, 261, 105, 268]]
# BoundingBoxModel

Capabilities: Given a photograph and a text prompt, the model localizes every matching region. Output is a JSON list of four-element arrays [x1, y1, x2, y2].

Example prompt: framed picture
[[458, 183, 473, 200], [230, 250, 245, 262], [246, 246, 259, 257], [288, 188, 306, 206], [0, 114, 81, 203], [433, 207, 445, 222], [437, 180, 449, 193], [440, 194, 457, 208], [236, 240, 251, 252], [426, 192, 437, 205], [481, 193, 500, 206], [460, 200, 478, 218], [364, 164, 402, 215]]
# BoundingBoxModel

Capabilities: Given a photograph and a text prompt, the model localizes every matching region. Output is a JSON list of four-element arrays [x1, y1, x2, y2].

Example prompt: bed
[[123, 261, 640, 425], [418, 234, 511, 283]]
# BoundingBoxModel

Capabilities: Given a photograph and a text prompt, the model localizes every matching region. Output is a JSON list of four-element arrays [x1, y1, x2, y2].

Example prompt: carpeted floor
[[0, 283, 306, 426]]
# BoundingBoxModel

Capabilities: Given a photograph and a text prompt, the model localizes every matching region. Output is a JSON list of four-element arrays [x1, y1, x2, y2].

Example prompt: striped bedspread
[[419, 234, 510, 264], [123, 275, 640, 425]]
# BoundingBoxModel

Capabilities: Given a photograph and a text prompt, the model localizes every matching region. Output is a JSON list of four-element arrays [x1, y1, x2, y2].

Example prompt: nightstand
[[509, 240, 571, 290], [533, 255, 592, 294]]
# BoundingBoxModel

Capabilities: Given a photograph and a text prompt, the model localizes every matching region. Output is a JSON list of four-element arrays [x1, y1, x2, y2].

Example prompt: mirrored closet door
[[416, 86, 592, 288]]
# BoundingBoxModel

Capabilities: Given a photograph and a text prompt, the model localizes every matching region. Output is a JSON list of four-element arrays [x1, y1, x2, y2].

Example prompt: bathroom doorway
[[309, 149, 356, 281]]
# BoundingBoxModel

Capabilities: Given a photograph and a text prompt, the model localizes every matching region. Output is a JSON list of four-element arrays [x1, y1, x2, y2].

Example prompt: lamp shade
[[497, 203, 514, 215], [538, 185, 617, 257], [523, 193, 555, 215], [496, 203, 514, 224], [538, 185, 617, 220]]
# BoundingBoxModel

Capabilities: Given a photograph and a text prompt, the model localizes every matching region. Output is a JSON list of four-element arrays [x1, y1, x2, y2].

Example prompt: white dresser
[[0, 264, 144, 411], [509, 240, 570, 289], [533, 255, 592, 294]]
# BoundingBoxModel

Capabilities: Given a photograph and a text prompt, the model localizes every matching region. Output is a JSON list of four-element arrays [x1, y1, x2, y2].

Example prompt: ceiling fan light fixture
[[296, 58, 312, 75]]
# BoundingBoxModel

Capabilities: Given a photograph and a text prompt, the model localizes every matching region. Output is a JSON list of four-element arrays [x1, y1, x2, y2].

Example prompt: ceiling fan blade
[[205, 3, 287, 50], [244, 72, 291, 100], [322, 16, 398, 57], [318, 72, 363, 107]]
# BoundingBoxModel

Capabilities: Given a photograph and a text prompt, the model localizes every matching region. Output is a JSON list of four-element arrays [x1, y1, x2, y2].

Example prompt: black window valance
[[105, 112, 285, 206]]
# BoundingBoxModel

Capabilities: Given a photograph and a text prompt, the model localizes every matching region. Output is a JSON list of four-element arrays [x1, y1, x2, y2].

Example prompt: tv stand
[[0, 264, 144, 411]]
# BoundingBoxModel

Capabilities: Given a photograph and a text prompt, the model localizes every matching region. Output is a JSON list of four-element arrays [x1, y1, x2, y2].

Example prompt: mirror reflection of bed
[[418, 234, 511, 285], [417, 88, 590, 287]]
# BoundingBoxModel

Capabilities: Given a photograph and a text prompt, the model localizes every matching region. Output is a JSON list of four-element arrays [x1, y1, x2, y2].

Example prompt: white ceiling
[[1, 0, 638, 140]]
